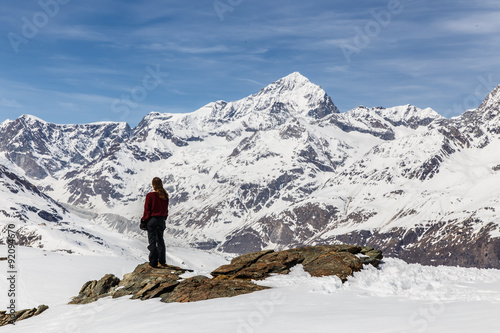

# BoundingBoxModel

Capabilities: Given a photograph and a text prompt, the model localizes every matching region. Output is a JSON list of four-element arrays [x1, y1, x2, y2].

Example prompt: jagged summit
[[0, 117, 131, 179], [3, 75, 500, 269], [0, 114, 46, 130], [477, 84, 500, 122], [269, 71, 312, 89], [19, 114, 46, 123], [201, 72, 340, 123], [254, 72, 339, 118], [136, 73, 339, 136], [449, 84, 500, 141], [479, 84, 500, 109]]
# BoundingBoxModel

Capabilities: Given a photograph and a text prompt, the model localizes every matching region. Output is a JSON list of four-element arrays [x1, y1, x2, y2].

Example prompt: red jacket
[[142, 192, 169, 221]]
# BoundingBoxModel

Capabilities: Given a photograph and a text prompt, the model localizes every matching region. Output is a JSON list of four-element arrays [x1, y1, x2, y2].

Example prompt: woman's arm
[[141, 193, 152, 221]]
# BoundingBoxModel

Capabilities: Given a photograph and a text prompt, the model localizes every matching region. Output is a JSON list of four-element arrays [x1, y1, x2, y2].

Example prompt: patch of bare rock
[[70, 244, 382, 305], [0, 305, 49, 327]]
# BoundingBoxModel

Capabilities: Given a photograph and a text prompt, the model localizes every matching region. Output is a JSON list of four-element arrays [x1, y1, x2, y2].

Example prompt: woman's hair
[[152, 177, 169, 200]]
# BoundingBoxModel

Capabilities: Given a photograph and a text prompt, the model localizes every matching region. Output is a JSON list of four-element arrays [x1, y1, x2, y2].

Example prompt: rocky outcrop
[[212, 244, 381, 282], [113, 263, 191, 300], [69, 274, 121, 304], [70, 262, 267, 304], [70, 244, 383, 305], [0, 305, 49, 327], [159, 276, 269, 303]]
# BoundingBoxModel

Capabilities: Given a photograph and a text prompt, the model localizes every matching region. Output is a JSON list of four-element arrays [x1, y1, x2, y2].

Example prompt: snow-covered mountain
[[1, 72, 500, 268], [0, 160, 142, 256], [0, 115, 131, 180]]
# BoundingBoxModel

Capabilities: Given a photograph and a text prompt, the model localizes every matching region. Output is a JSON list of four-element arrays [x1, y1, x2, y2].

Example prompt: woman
[[141, 177, 169, 268]]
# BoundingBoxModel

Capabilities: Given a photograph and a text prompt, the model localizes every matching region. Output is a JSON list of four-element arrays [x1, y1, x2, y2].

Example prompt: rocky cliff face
[[1, 73, 499, 268]]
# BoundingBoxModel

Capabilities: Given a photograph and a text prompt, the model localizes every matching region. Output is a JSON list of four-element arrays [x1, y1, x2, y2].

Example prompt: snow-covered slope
[[1, 73, 499, 268], [326, 104, 442, 140], [1, 246, 500, 333], [0, 115, 131, 180], [0, 161, 142, 256]]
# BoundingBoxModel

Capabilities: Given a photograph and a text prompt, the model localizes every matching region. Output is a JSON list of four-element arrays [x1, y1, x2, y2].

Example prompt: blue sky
[[1, 0, 499, 127]]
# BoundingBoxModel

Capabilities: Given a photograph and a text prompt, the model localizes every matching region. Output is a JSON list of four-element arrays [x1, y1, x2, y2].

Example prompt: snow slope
[[1, 72, 500, 268], [1, 246, 499, 333], [0, 160, 144, 256], [0, 115, 131, 180]]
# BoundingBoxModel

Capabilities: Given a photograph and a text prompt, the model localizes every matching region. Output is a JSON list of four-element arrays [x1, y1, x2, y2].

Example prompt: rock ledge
[[70, 244, 382, 305]]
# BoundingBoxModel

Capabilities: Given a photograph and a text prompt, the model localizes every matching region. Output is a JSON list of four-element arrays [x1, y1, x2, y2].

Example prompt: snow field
[[1, 246, 500, 333]]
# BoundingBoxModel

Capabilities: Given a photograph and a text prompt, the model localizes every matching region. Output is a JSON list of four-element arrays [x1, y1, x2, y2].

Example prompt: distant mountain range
[[1, 72, 499, 268]]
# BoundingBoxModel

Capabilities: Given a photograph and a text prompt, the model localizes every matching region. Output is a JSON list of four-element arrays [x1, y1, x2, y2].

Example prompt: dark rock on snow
[[160, 276, 269, 303], [0, 305, 49, 327], [114, 263, 189, 300], [212, 244, 379, 282], [70, 244, 382, 305], [69, 274, 121, 304]]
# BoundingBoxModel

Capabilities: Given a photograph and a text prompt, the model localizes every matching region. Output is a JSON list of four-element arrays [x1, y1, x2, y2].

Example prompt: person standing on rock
[[141, 177, 169, 268]]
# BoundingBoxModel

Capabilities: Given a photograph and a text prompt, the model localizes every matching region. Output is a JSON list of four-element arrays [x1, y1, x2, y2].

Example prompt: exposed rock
[[212, 244, 374, 282], [69, 274, 120, 304], [113, 263, 187, 300], [221, 204, 340, 254], [160, 275, 269, 303], [212, 250, 303, 280], [325, 223, 500, 269], [70, 245, 383, 306], [359, 247, 383, 267], [3, 77, 500, 271], [0, 115, 131, 179], [0, 305, 49, 327], [70, 263, 190, 304], [70, 262, 267, 304], [211, 249, 274, 277], [303, 252, 362, 281]]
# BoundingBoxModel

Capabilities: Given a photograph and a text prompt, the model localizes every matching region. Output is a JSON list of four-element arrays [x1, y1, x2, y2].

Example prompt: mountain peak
[[186, 73, 339, 128], [18, 114, 46, 124], [275, 71, 311, 86], [478, 84, 500, 118], [264, 72, 318, 94], [253, 72, 339, 119]]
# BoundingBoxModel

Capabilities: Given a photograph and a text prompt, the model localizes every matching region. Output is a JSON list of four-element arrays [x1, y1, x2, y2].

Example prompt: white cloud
[[143, 42, 231, 54], [46, 25, 112, 42], [0, 98, 22, 108], [441, 11, 500, 34], [236, 78, 266, 86]]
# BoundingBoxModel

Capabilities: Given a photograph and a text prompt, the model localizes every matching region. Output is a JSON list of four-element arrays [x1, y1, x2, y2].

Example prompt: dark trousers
[[146, 216, 166, 266]]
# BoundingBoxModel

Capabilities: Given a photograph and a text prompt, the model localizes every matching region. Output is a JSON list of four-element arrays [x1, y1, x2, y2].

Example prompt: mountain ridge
[[1, 73, 499, 268]]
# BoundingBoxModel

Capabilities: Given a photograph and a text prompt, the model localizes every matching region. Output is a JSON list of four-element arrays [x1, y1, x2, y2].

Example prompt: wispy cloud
[[441, 11, 500, 34], [0, 98, 22, 108], [142, 42, 231, 54], [1, 0, 500, 125], [46, 25, 112, 42], [236, 78, 266, 86]]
